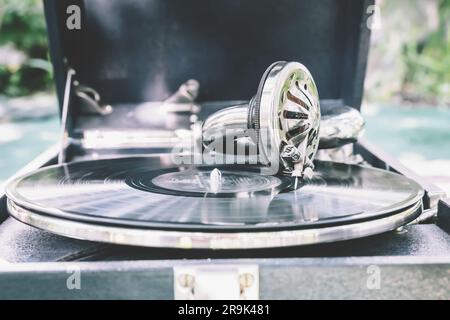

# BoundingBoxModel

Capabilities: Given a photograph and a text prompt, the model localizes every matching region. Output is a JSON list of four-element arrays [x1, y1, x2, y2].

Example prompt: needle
[[210, 168, 222, 194], [294, 176, 298, 190]]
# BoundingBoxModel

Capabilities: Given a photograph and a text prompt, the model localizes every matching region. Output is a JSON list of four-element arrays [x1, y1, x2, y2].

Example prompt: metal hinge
[[174, 265, 259, 300], [57, 67, 112, 164]]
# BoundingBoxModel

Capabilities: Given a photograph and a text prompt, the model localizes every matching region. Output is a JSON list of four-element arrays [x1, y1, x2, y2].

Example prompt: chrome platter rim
[[7, 198, 422, 249]]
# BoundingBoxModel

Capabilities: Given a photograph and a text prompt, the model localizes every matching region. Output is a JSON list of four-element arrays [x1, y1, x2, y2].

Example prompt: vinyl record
[[6, 156, 424, 249]]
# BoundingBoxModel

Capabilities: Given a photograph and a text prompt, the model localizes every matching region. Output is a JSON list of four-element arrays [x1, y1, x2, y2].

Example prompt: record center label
[[152, 170, 282, 194]]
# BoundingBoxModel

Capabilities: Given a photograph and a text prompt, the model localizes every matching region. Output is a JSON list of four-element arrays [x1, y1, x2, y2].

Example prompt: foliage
[[401, 0, 450, 105], [0, 0, 448, 105], [0, 0, 53, 96]]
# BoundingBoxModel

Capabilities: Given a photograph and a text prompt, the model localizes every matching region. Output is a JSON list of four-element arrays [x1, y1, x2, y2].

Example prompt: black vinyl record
[[6, 156, 423, 232]]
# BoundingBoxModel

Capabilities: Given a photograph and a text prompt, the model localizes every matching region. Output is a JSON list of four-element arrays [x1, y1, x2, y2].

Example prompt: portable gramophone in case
[[0, 0, 449, 300]]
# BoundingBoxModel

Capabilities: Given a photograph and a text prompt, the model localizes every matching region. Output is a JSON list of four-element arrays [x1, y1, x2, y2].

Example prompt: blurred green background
[[365, 0, 450, 106], [0, 0, 53, 96], [0, 0, 449, 192], [1, 0, 449, 103]]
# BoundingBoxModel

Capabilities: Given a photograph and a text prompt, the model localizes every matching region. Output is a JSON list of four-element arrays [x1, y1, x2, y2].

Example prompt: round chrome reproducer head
[[202, 61, 321, 178]]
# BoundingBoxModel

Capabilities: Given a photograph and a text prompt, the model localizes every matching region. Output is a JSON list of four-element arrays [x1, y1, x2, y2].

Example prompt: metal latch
[[174, 265, 259, 300]]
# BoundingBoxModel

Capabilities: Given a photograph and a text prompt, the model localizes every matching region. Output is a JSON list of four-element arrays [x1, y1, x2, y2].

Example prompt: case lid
[[44, 0, 372, 115]]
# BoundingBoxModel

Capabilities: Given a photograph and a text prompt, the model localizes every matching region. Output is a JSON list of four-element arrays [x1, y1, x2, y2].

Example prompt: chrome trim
[[8, 199, 422, 250], [58, 68, 75, 164], [319, 106, 365, 149]]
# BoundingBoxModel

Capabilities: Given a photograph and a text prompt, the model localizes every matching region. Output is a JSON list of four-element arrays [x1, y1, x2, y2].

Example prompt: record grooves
[[5, 156, 424, 249], [125, 165, 293, 197]]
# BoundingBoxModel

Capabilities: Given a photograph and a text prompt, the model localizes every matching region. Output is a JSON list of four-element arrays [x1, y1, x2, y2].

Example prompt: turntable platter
[[5, 156, 424, 249]]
